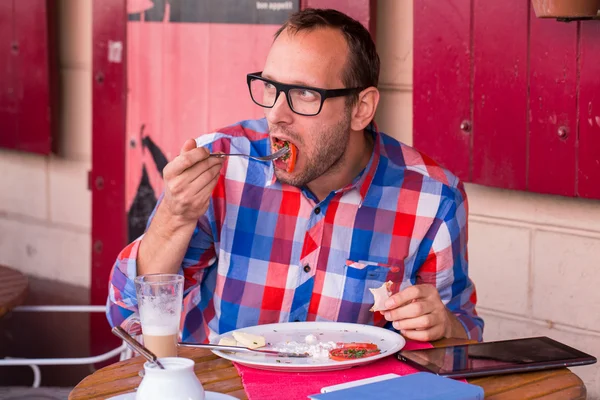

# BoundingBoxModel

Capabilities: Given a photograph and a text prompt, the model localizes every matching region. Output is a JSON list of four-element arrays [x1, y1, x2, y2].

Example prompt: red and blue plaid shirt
[[107, 118, 483, 342]]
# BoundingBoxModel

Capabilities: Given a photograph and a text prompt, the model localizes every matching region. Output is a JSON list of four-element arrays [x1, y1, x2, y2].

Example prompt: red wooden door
[[471, 0, 528, 191], [414, 0, 600, 200], [528, 7, 578, 196], [90, 0, 128, 361], [413, 0, 471, 182], [577, 21, 600, 200], [0, 0, 56, 154]]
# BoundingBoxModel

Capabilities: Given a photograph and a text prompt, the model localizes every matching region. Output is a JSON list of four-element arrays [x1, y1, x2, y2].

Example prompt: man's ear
[[350, 87, 380, 131]]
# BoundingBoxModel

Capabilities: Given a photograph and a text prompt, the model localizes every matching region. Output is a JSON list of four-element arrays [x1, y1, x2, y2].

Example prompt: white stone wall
[[468, 184, 600, 398], [376, 1, 600, 398], [0, 0, 92, 288]]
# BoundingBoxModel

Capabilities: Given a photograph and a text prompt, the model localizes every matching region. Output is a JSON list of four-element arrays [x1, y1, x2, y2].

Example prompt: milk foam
[[143, 324, 178, 336], [139, 294, 181, 336]]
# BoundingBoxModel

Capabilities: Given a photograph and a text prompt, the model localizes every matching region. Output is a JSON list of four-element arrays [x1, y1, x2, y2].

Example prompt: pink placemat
[[234, 340, 431, 400]]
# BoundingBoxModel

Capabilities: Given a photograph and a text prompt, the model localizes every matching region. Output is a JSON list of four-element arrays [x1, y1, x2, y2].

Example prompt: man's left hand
[[382, 284, 461, 342]]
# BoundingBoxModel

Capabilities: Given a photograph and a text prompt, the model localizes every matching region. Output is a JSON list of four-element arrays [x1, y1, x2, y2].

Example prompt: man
[[107, 8, 484, 343]]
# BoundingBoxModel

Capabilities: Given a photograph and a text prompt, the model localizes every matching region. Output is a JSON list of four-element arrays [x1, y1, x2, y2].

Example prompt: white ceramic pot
[[136, 357, 205, 400]]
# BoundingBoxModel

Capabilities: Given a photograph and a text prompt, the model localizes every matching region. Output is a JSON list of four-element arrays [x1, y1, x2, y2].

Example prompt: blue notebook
[[307, 372, 484, 400]]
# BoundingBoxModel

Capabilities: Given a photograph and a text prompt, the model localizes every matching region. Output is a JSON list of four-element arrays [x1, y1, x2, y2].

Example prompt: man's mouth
[[271, 137, 298, 173]]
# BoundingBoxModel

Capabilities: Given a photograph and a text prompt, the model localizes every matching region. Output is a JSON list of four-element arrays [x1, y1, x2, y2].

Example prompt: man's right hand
[[161, 139, 224, 226], [137, 139, 224, 276]]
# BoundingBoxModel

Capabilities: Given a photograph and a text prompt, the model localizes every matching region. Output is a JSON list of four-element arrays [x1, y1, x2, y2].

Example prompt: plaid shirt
[[107, 118, 483, 343]]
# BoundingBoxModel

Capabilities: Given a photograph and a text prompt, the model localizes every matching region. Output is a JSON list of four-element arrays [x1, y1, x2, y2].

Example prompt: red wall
[[0, 0, 57, 154], [414, 0, 600, 199], [91, 0, 128, 361]]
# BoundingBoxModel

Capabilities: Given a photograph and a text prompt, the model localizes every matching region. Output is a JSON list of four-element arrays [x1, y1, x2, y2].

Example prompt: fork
[[209, 147, 289, 162], [178, 342, 310, 358]]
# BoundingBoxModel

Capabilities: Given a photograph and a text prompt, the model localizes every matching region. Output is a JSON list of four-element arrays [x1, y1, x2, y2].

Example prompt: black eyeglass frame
[[247, 71, 363, 116]]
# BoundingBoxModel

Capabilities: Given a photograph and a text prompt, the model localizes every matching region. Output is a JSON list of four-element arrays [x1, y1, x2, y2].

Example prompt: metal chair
[[0, 305, 129, 388]]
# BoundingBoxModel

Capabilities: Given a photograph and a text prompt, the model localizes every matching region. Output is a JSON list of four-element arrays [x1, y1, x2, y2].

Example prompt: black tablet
[[397, 336, 596, 379]]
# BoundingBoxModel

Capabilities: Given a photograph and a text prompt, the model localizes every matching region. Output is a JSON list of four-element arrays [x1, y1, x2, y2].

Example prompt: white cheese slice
[[232, 331, 266, 349], [218, 337, 238, 346]]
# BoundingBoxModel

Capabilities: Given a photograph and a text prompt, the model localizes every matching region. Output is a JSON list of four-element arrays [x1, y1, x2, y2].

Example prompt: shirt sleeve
[[414, 180, 484, 341], [106, 193, 218, 330]]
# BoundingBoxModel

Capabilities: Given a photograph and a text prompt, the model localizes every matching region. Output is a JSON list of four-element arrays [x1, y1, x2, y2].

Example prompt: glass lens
[[289, 88, 322, 115], [250, 78, 277, 107]]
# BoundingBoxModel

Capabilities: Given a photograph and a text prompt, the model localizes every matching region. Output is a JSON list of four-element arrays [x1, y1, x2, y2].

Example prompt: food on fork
[[369, 281, 393, 312], [272, 137, 298, 173]]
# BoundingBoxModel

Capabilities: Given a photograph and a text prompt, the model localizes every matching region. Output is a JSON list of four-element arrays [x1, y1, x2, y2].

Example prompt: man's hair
[[275, 8, 380, 100]]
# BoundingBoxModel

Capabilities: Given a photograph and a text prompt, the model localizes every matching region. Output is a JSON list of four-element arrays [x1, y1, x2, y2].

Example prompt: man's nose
[[266, 91, 294, 125]]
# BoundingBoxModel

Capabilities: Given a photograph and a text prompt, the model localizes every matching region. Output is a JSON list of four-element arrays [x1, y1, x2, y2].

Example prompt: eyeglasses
[[247, 72, 362, 116]]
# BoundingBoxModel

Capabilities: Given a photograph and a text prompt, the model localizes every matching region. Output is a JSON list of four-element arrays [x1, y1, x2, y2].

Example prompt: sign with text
[[128, 0, 298, 24]]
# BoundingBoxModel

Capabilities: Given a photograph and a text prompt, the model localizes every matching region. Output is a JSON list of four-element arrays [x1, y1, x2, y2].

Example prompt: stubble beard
[[271, 111, 352, 187]]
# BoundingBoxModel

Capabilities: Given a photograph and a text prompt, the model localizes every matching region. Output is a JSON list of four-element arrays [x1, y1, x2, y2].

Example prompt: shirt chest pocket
[[344, 260, 405, 294]]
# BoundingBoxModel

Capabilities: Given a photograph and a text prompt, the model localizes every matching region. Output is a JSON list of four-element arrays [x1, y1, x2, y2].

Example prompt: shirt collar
[[335, 122, 380, 205]]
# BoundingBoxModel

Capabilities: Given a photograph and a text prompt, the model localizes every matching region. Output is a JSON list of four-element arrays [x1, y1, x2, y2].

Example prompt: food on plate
[[218, 337, 238, 346], [232, 331, 266, 349], [271, 336, 337, 359], [272, 138, 297, 173], [304, 334, 318, 345], [328, 342, 381, 361], [336, 342, 380, 349], [219, 331, 384, 363], [217, 331, 266, 349], [369, 281, 393, 312]]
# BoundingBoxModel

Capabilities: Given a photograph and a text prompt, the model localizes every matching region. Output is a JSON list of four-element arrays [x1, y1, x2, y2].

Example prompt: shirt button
[[303, 265, 311, 273], [314, 207, 321, 215]]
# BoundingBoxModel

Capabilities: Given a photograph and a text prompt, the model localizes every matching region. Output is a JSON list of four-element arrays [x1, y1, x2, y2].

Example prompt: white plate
[[107, 391, 237, 400], [211, 321, 405, 372]]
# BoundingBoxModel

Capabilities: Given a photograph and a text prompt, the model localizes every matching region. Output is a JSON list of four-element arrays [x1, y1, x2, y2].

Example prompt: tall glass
[[133, 273, 184, 358]]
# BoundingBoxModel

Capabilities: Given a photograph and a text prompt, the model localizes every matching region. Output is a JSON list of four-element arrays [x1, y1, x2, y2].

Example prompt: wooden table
[[0, 265, 28, 318], [69, 338, 586, 400]]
